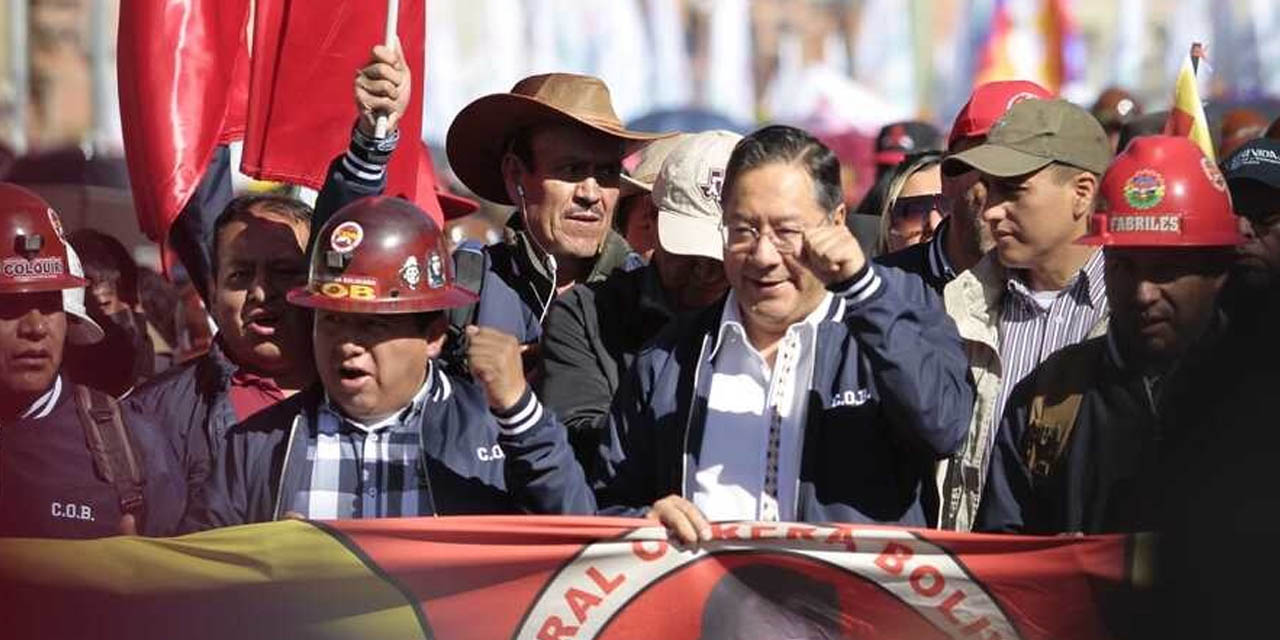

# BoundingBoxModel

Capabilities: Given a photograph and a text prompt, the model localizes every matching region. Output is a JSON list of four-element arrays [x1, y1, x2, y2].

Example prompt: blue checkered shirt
[[289, 370, 440, 519]]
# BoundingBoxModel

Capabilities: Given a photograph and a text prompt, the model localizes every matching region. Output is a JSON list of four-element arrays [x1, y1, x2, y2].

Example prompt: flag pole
[[374, 0, 400, 139]]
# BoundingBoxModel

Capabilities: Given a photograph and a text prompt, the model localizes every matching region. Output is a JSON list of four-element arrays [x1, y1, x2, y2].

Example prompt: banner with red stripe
[[0, 516, 1144, 640]]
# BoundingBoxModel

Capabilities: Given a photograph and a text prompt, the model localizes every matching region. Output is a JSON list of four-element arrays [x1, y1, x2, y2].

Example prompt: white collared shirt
[[693, 290, 834, 523]]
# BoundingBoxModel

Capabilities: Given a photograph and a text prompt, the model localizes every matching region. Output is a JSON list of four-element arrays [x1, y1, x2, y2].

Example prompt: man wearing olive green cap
[[933, 98, 1113, 532]]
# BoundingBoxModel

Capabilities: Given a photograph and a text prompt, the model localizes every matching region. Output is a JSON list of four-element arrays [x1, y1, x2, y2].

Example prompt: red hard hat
[[1082, 135, 1241, 248], [287, 196, 479, 314], [0, 182, 89, 293]]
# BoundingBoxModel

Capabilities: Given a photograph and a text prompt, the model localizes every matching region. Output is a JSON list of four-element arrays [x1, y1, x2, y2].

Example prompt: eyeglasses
[[891, 194, 949, 219], [720, 213, 835, 255]]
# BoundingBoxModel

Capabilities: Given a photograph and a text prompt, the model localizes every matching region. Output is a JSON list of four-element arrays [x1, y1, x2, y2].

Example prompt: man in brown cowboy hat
[[442, 73, 671, 376]]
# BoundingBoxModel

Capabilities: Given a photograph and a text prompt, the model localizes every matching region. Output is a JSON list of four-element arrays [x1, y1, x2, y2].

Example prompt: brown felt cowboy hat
[[446, 73, 673, 205]]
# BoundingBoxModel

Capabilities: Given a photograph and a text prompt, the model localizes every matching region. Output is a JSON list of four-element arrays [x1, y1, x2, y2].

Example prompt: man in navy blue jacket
[[592, 126, 973, 541], [129, 43, 414, 522], [0, 184, 185, 538], [183, 197, 591, 528]]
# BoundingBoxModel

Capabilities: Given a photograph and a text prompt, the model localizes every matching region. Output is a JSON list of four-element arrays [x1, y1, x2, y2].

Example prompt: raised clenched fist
[[465, 326, 529, 412], [788, 220, 867, 285]]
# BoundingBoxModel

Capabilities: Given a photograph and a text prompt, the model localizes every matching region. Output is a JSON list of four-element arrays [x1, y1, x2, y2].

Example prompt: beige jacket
[[936, 252, 1108, 531]]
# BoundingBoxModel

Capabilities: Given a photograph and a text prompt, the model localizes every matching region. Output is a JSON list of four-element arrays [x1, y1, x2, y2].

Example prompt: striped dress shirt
[[992, 250, 1108, 442]]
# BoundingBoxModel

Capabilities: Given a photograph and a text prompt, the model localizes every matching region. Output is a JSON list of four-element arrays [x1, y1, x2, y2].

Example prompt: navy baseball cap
[[1224, 138, 1280, 217], [1224, 138, 1280, 190]]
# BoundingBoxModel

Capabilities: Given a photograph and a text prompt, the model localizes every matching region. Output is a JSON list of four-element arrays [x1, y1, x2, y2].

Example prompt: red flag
[[118, 0, 252, 242], [238, 0, 440, 222]]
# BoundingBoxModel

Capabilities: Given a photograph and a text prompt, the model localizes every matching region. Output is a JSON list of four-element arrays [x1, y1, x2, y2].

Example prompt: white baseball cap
[[652, 130, 742, 261]]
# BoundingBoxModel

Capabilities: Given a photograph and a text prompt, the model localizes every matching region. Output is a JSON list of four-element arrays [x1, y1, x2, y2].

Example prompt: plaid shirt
[[290, 369, 442, 519]]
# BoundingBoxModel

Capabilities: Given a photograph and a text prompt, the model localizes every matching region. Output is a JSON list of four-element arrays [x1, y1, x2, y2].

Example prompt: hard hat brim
[[286, 285, 480, 314]]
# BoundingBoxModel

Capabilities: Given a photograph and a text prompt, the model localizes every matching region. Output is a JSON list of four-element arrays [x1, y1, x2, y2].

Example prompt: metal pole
[[9, 0, 28, 154], [89, 0, 114, 155], [373, 0, 400, 139]]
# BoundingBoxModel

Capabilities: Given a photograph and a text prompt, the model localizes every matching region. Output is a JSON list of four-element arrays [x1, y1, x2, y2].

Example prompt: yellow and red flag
[[0, 516, 1145, 640], [1163, 43, 1216, 163]]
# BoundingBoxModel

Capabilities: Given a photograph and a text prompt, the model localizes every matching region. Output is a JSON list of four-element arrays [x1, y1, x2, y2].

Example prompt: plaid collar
[[319, 362, 437, 434]]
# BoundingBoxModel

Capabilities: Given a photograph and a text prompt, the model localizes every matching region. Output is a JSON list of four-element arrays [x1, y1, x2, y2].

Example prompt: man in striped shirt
[[936, 98, 1113, 531]]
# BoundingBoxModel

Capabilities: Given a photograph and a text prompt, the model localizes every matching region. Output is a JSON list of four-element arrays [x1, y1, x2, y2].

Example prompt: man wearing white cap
[[615, 134, 692, 261], [0, 184, 185, 538], [540, 131, 739, 465]]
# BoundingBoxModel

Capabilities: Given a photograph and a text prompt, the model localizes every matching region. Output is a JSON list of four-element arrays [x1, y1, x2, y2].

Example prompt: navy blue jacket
[[0, 376, 186, 538], [123, 341, 238, 516], [182, 364, 593, 528], [593, 264, 973, 526]]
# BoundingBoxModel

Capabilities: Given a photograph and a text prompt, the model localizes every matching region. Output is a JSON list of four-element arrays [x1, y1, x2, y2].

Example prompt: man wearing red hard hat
[[977, 136, 1240, 535], [0, 183, 186, 538], [185, 196, 591, 527]]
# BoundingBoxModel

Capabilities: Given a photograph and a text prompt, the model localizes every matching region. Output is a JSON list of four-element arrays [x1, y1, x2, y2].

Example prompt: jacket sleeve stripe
[[492, 389, 544, 436], [831, 263, 883, 305], [340, 152, 385, 183]]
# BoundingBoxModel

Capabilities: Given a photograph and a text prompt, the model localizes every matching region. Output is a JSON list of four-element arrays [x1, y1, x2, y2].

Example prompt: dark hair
[[700, 563, 845, 640], [211, 194, 314, 278], [507, 128, 536, 169], [722, 125, 844, 214], [67, 229, 138, 306]]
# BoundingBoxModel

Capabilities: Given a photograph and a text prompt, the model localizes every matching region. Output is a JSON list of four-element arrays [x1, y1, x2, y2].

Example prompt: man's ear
[[501, 152, 525, 205], [830, 202, 847, 228], [424, 313, 450, 360], [1072, 172, 1100, 221]]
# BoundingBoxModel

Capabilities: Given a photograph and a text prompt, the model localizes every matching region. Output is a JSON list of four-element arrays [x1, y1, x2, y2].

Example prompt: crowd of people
[[3, 42, 1280, 581]]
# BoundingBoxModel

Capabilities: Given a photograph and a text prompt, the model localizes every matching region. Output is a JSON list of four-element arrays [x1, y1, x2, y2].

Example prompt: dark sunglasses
[[891, 194, 949, 218]]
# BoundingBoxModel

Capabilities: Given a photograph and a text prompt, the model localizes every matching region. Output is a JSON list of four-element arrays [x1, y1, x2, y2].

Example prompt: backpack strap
[[73, 385, 146, 524], [442, 247, 487, 376], [1023, 345, 1096, 478]]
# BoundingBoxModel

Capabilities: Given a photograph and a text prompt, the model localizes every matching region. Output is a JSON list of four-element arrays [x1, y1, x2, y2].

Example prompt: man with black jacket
[[183, 197, 591, 527], [591, 126, 972, 541], [539, 130, 738, 465], [439, 74, 670, 376], [977, 136, 1239, 534]]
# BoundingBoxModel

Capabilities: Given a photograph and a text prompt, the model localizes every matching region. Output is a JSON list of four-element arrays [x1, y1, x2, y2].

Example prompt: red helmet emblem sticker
[[1123, 169, 1166, 210], [330, 221, 364, 253]]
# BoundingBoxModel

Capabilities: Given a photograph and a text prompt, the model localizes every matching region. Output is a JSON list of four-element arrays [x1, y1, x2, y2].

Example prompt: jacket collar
[[19, 374, 62, 420], [943, 250, 1008, 349], [199, 339, 241, 394], [504, 213, 636, 288], [317, 361, 444, 433], [706, 290, 842, 360]]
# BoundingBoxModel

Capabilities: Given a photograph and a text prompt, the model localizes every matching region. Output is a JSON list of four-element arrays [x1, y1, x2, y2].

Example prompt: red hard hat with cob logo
[[288, 196, 478, 314]]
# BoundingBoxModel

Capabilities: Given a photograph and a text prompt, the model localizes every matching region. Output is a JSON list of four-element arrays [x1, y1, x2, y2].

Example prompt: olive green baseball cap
[[943, 98, 1112, 178]]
